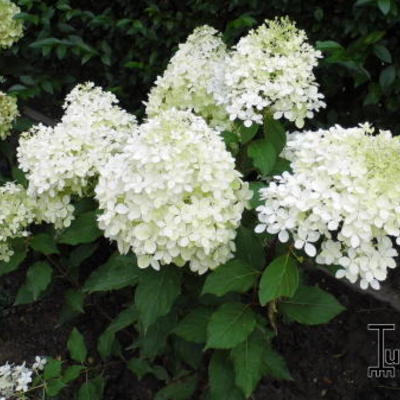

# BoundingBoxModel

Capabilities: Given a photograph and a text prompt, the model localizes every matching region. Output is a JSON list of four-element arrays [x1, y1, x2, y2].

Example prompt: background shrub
[[2, 0, 399, 130]]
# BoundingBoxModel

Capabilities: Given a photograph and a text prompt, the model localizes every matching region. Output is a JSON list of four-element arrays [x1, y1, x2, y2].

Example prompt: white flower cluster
[[0, 0, 23, 49], [145, 25, 232, 132], [0, 182, 37, 262], [0, 356, 46, 399], [256, 124, 400, 290], [96, 109, 251, 273], [0, 92, 18, 140], [224, 17, 325, 128], [17, 82, 138, 228]]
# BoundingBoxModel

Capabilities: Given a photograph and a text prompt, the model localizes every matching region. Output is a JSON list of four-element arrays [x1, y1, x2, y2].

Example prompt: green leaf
[[315, 40, 343, 51], [247, 139, 277, 175], [230, 331, 267, 397], [173, 307, 213, 344], [364, 31, 385, 45], [78, 376, 104, 400], [108, 304, 138, 333], [30, 233, 59, 255], [263, 115, 286, 155], [136, 313, 177, 360], [236, 122, 258, 144], [127, 358, 153, 380], [202, 260, 259, 297], [62, 365, 84, 384], [209, 352, 245, 400], [373, 44, 392, 63], [44, 358, 62, 379], [84, 254, 140, 293], [270, 157, 292, 175], [14, 284, 34, 305], [98, 305, 137, 359], [58, 211, 102, 245], [235, 226, 265, 270], [154, 374, 198, 400], [173, 337, 203, 369], [0, 239, 27, 277], [280, 285, 345, 325], [378, 0, 391, 14], [29, 37, 63, 48], [26, 261, 53, 301], [135, 268, 181, 330], [64, 289, 85, 313], [46, 379, 66, 396], [379, 65, 396, 88], [262, 346, 293, 380], [206, 302, 256, 349], [67, 328, 87, 363], [68, 243, 98, 268], [97, 330, 117, 361], [11, 167, 28, 186], [248, 182, 265, 209], [258, 254, 299, 306]]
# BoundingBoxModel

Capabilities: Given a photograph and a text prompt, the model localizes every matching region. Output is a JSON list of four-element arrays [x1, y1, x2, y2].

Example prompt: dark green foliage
[[1, 0, 398, 131]]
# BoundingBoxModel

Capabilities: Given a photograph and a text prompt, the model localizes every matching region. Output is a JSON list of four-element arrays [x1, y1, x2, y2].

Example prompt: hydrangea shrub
[[1, 11, 395, 399]]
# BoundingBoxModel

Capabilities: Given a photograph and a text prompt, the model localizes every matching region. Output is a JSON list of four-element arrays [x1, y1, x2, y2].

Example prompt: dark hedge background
[[2, 0, 400, 131]]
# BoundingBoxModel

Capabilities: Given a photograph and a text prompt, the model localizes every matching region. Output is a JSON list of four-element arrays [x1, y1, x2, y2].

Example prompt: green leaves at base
[[84, 254, 140, 293], [62, 365, 84, 384], [58, 211, 102, 245], [236, 122, 258, 144], [98, 304, 137, 359], [258, 254, 299, 305], [202, 260, 259, 297], [206, 302, 256, 349], [173, 307, 213, 344], [248, 182, 265, 209], [78, 376, 104, 400], [209, 352, 244, 400], [15, 261, 53, 304], [262, 346, 293, 381], [230, 331, 267, 397], [135, 267, 182, 330], [67, 328, 87, 363], [263, 114, 287, 155], [44, 358, 62, 379], [154, 374, 198, 400], [235, 226, 265, 270], [280, 285, 345, 325], [247, 139, 277, 176], [30, 233, 59, 255], [0, 239, 27, 277]]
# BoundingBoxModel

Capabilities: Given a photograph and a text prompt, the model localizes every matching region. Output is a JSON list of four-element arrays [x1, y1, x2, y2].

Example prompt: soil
[[1, 267, 400, 400]]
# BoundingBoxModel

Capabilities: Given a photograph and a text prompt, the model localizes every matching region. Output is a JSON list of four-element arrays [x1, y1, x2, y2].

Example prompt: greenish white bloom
[[17, 82, 138, 228], [0, 91, 18, 140], [145, 25, 232, 132], [0, 182, 36, 262], [96, 109, 252, 273], [0, 0, 23, 49], [224, 17, 325, 128], [256, 124, 400, 290]]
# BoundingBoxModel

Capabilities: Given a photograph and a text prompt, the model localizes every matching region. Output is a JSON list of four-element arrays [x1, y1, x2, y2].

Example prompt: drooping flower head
[[224, 17, 325, 128], [96, 109, 252, 273], [0, 91, 18, 139], [0, 182, 36, 262], [0, 0, 23, 49], [256, 124, 400, 290], [145, 26, 232, 132], [17, 82, 138, 228]]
